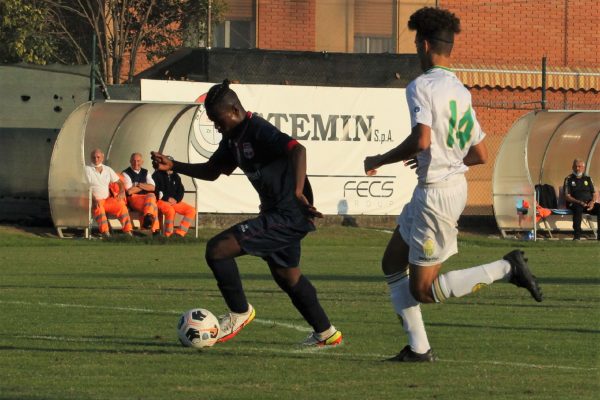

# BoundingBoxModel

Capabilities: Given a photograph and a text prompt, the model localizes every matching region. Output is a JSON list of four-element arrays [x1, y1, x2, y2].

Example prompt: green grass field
[[0, 225, 598, 399]]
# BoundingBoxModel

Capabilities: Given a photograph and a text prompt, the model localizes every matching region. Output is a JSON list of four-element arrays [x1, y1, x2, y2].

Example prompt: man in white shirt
[[363, 7, 542, 362], [122, 153, 159, 233], [85, 148, 133, 237]]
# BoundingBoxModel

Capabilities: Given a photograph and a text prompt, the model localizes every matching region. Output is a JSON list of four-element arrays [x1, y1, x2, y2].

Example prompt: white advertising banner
[[141, 79, 416, 215]]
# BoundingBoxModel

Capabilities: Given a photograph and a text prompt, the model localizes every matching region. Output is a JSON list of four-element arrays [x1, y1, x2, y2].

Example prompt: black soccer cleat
[[385, 345, 436, 362], [504, 250, 543, 302], [142, 214, 154, 229]]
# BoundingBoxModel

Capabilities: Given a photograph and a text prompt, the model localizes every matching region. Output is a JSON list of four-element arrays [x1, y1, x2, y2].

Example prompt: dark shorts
[[231, 211, 316, 268]]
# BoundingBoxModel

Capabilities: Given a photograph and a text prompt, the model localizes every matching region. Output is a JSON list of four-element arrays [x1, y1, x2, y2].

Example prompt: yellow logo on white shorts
[[423, 238, 435, 258], [472, 283, 488, 293]]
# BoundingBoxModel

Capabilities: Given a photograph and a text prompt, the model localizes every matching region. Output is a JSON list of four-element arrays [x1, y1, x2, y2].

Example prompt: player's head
[[130, 152, 143, 170], [408, 7, 461, 71], [90, 148, 104, 166], [572, 158, 585, 177], [204, 79, 246, 136]]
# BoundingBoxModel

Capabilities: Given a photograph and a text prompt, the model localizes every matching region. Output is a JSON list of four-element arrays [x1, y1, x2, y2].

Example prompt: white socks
[[317, 325, 337, 340], [432, 260, 511, 302], [385, 259, 511, 353], [386, 272, 431, 354]]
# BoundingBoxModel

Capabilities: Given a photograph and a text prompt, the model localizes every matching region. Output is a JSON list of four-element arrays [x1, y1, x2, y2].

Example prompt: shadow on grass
[[428, 321, 600, 334], [5, 271, 597, 286]]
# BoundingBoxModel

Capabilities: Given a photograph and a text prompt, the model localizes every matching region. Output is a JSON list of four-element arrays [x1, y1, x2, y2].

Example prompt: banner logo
[[190, 101, 222, 160]]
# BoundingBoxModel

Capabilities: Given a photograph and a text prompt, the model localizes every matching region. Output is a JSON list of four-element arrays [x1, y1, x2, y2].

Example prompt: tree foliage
[[0, 0, 227, 83], [0, 0, 58, 64]]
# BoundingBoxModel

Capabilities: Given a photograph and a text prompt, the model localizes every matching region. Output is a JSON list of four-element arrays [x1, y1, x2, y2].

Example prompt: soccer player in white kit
[[364, 7, 543, 362]]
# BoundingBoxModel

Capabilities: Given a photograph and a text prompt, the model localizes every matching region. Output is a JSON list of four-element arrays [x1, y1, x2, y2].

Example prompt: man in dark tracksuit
[[564, 158, 600, 240]]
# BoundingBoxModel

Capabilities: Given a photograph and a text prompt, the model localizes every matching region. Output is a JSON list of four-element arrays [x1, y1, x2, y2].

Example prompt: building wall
[[441, 0, 599, 67], [257, 0, 316, 50], [315, 0, 354, 52]]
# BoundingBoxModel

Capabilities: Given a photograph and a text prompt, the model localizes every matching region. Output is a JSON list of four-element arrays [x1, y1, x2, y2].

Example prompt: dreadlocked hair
[[204, 79, 232, 112]]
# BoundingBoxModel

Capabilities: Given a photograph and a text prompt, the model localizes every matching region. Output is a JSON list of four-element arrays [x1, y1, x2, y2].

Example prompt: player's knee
[[381, 259, 405, 276], [410, 285, 435, 303], [205, 237, 222, 262]]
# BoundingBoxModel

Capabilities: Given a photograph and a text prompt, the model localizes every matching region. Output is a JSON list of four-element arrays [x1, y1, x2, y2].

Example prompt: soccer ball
[[177, 308, 220, 348]]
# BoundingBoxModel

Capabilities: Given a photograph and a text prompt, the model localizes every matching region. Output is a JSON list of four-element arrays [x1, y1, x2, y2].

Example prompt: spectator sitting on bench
[[85, 149, 133, 238], [152, 160, 196, 238], [122, 152, 160, 234], [564, 158, 600, 241]]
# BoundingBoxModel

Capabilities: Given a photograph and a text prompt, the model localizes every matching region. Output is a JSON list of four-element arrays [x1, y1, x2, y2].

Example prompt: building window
[[354, 36, 394, 53], [213, 0, 256, 49], [354, 0, 396, 53]]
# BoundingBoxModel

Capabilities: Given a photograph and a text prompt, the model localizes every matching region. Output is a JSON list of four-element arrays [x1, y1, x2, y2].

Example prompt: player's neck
[[429, 54, 450, 70]]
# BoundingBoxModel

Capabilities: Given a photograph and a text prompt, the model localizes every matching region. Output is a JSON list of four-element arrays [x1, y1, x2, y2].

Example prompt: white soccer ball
[[177, 308, 220, 348]]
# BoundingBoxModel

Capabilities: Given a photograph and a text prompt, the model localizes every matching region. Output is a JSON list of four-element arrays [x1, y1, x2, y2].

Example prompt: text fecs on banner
[[343, 180, 394, 198]]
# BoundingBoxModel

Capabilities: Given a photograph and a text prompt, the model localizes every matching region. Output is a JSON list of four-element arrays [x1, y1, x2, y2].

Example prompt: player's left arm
[[364, 123, 430, 175], [289, 140, 323, 218], [586, 178, 597, 210]]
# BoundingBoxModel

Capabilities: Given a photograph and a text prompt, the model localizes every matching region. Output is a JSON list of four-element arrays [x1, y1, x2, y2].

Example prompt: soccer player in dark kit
[[151, 80, 342, 347]]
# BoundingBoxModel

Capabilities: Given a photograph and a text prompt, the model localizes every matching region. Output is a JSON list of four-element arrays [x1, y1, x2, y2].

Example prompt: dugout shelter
[[48, 101, 201, 238], [493, 110, 600, 239]]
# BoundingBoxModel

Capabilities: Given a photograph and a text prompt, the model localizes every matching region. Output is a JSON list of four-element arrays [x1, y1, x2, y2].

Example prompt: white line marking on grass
[[0, 300, 311, 332], [4, 300, 596, 372], [441, 358, 597, 371], [237, 346, 598, 371], [252, 318, 311, 332]]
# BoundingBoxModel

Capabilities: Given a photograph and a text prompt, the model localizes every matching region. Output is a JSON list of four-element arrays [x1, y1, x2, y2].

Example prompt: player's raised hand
[[150, 151, 174, 171], [404, 158, 418, 170], [364, 154, 381, 176]]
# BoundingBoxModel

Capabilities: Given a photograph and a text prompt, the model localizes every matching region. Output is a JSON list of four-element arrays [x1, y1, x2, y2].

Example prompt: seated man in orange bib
[[122, 152, 159, 233], [152, 162, 196, 237], [85, 148, 133, 237]]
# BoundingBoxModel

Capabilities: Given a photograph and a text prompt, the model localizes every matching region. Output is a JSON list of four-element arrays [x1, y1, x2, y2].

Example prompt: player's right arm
[[150, 151, 229, 181], [364, 123, 430, 175]]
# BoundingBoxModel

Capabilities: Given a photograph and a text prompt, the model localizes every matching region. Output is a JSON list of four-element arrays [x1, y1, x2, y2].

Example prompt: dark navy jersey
[[209, 112, 313, 214], [123, 167, 149, 195], [564, 173, 595, 203]]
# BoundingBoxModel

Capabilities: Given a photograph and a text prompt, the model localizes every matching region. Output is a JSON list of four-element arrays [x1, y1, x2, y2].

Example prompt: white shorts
[[398, 174, 467, 266]]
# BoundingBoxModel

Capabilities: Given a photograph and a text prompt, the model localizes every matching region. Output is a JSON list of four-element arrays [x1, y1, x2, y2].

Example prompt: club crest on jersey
[[242, 143, 254, 159]]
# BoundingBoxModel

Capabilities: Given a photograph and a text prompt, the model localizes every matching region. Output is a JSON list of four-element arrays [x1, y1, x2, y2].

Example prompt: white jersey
[[406, 67, 485, 184], [85, 163, 120, 200]]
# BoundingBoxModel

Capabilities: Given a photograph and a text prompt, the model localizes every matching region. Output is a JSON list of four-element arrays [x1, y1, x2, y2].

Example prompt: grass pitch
[[0, 225, 598, 399]]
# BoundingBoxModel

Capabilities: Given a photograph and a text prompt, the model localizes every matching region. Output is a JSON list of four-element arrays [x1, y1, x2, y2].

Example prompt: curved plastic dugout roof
[[493, 110, 600, 232], [49, 101, 202, 231]]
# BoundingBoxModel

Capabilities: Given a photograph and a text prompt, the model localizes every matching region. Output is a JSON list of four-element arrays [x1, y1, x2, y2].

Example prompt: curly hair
[[408, 7, 460, 54]]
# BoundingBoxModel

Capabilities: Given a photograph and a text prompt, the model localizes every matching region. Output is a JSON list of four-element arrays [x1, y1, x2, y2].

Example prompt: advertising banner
[[141, 80, 416, 215]]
